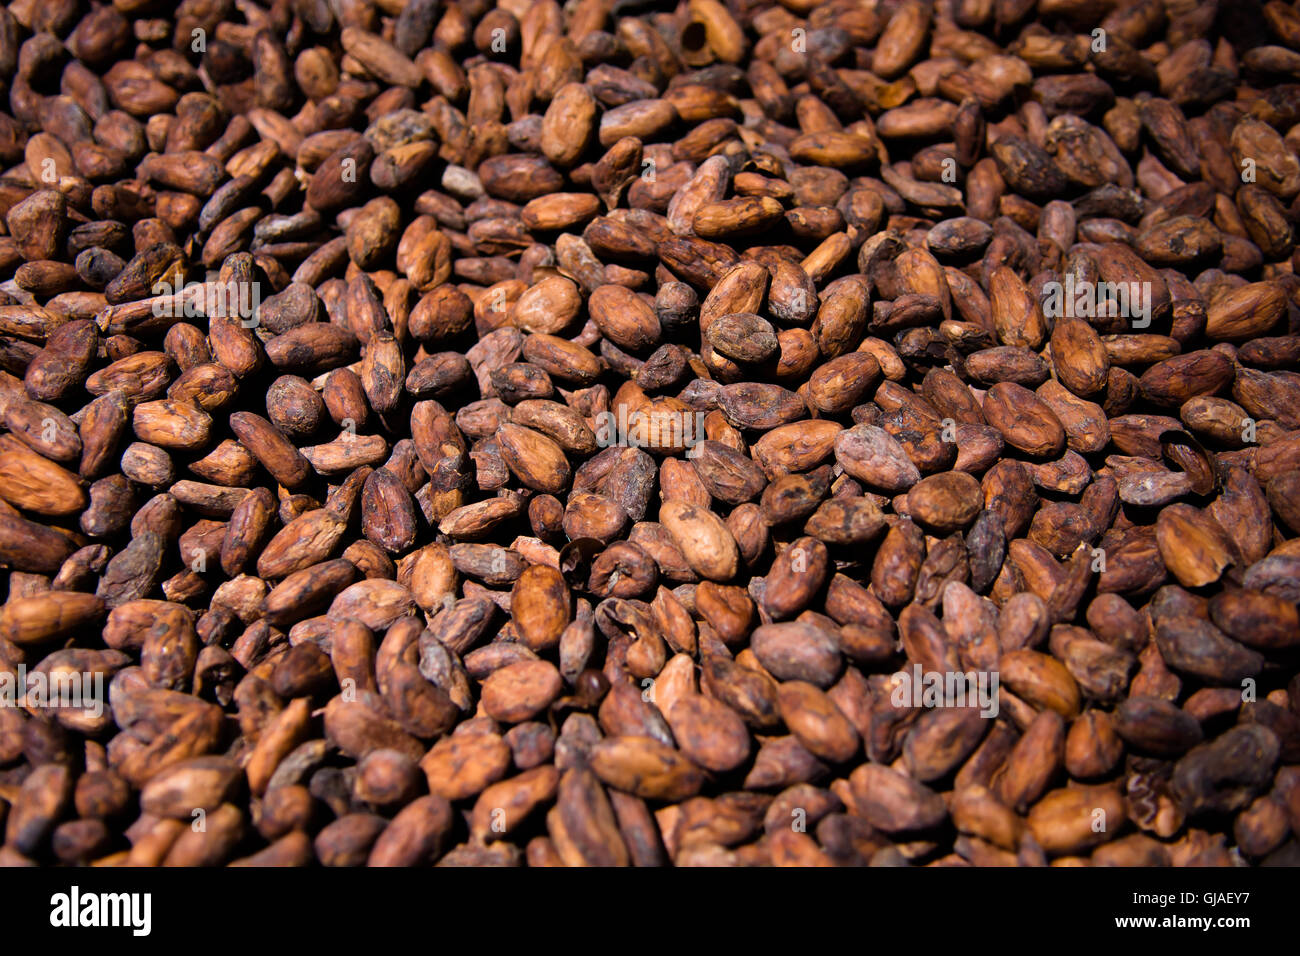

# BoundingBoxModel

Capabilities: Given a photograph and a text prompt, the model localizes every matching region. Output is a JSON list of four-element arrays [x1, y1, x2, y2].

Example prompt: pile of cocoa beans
[[0, 0, 1299, 868]]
